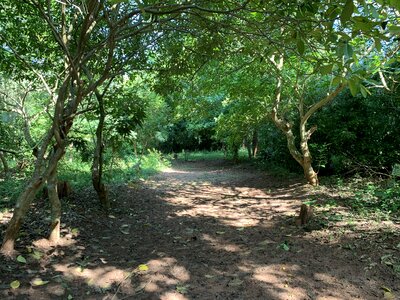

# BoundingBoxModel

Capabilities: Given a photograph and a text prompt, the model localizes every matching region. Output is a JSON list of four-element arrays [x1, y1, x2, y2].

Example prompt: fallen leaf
[[31, 279, 49, 286], [138, 264, 149, 271], [71, 228, 79, 235], [216, 231, 225, 235], [381, 286, 392, 292], [204, 274, 215, 279], [119, 224, 130, 234], [10, 280, 20, 289], [277, 242, 290, 251], [16, 255, 27, 264], [30, 251, 43, 260], [228, 278, 243, 286], [384, 291, 395, 299], [258, 239, 275, 246], [176, 284, 189, 294]]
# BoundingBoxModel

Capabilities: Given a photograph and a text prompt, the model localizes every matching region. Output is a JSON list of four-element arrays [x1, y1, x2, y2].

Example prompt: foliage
[[348, 180, 400, 217], [311, 88, 400, 175]]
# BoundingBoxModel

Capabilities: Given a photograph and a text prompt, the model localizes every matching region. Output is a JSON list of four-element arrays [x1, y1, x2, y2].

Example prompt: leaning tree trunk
[[1, 134, 65, 254], [91, 91, 110, 210], [1, 75, 76, 254], [1, 178, 44, 254], [47, 167, 62, 243]]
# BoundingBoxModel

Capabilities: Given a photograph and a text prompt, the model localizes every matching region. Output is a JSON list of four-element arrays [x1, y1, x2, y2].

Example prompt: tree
[[0, 0, 255, 254]]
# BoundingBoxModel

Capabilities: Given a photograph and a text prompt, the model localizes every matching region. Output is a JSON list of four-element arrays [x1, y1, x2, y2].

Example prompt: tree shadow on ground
[[0, 160, 399, 299]]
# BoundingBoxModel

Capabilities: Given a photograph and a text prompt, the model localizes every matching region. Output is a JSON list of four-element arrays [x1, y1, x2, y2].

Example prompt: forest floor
[[0, 159, 400, 299]]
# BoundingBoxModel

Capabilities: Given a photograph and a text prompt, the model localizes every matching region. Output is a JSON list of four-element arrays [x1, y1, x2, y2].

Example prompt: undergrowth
[[317, 176, 400, 221], [0, 149, 171, 211]]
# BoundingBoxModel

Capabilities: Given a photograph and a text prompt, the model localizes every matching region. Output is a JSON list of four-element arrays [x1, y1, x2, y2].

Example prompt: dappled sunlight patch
[[201, 233, 242, 252], [33, 236, 77, 251], [160, 291, 189, 300], [53, 264, 126, 289], [0, 210, 11, 225], [163, 168, 192, 174], [164, 181, 300, 226], [123, 257, 191, 296], [253, 264, 309, 299]]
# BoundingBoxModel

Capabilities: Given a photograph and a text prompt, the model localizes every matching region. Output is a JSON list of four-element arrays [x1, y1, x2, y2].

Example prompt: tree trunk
[[245, 138, 252, 159], [1, 177, 44, 254], [1, 142, 65, 255], [92, 91, 110, 210], [299, 124, 319, 186], [0, 151, 9, 176], [232, 145, 239, 163], [48, 168, 61, 243], [1, 76, 74, 254], [252, 129, 258, 158]]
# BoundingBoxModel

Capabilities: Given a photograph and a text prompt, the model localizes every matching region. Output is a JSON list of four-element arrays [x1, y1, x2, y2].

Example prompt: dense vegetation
[[0, 0, 399, 257]]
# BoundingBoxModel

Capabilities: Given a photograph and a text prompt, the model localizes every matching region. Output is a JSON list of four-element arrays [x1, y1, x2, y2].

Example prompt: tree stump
[[295, 204, 313, 226]]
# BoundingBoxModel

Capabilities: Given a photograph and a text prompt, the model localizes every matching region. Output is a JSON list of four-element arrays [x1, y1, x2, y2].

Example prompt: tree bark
[[245, 138, 252, 159], [1, 141, 65, 255], [47, 167, 61, 243], [91, 91, 110, 210], [0, 152, 9, 176], [299, 124, 318, 185], [1, 178, 44, 254], [232, 145, 239, 163], [252, 129, 258, 158]]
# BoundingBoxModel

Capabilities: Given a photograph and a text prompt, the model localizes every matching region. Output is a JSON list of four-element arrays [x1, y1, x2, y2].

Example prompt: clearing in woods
[[1, 159, 399, 299]]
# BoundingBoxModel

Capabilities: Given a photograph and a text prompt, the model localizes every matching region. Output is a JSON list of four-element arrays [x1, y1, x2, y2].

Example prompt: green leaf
[[388, 25, 400, 34], [332, 76, 343, 86], [277, 242, 290, 251], [360, 85, 370, 98], [389, 0, 400, 11], [319, 64, 334, 75], [341, 0, 354, 24], [16, 255, 27, 264], [344, 43, 353, 58], [354, 20, 374, 32], [109, 0, 128, 4], [10, 280, 21, 289], [348, 78, 359, 96], [297, 39, 305, 55], [374, 38, 382, 52]]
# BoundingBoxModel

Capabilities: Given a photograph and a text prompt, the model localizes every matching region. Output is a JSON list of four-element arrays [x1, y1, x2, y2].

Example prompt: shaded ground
[[1, 159, 399, 299]]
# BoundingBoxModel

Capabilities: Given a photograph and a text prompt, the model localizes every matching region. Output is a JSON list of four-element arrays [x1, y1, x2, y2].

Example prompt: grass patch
[[178, 148, 250, 162]]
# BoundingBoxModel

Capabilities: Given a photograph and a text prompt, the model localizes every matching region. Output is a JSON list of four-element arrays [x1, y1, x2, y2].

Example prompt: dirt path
[[1, 160, 399, 299]]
